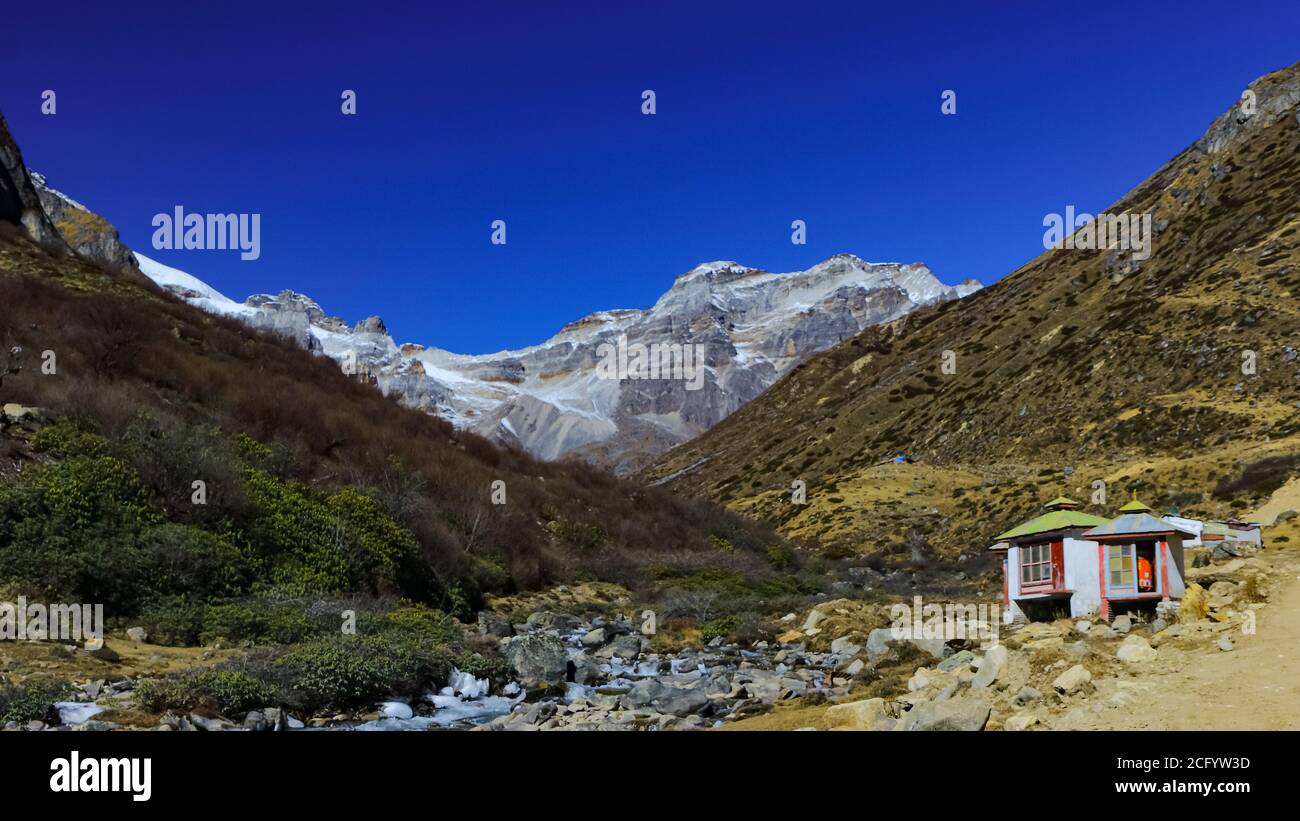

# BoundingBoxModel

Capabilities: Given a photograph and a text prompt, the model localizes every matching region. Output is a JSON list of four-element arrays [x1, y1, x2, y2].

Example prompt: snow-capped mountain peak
[[138, 252, 981, 473]]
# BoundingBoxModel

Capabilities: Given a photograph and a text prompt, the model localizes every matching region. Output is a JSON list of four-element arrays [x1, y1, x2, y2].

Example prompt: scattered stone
[[1004, 714, 1039, 731], [971, 645, 1008, 689], [89, 645, 121, 663], [126, 626, 148, 643], [1217, 636, 1234, 652], [1013, 686, 1041, 706], [189, 713, 236, 732], [826, 697, 895, 731], [830, 636, 861, 656], [477, 611, 514, 639], [1112, 614, 1132, 634], [525, 611, 581, 631], [1116, 634, 1157, 664], [937, 650, 976, 672], [504, 633, 568, 688], [1052, 665, 1092, 695], [580, 627, 608, 649], [899, 697, 991, 731]]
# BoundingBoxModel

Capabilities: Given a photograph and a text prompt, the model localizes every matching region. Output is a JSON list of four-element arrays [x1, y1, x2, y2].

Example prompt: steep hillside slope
[[0, 111, 795, 621], [646, 62, 1300, 558], [139, 252, 979, 474]]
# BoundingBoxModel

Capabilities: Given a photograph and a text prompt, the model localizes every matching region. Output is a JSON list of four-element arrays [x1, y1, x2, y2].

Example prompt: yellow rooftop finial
[[1118, 491, 1151, 514]]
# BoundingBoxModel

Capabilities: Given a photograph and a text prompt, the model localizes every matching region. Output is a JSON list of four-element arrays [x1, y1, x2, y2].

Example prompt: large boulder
[[971, 645, 1008, 689], [504, 634, 568, 689], [898, 697, 990, 731], [622, 679, 707, 717], [1116, 634, 1157, 664], [826, 697, 896, 731], [1052, 664, 1092, 695]]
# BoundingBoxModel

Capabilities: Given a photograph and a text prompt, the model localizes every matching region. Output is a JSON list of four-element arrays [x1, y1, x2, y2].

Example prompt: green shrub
[[136, 597, 206, 646], [198, 601, 318, 646], [135, 669, 275, 715], [0, 455, 159, 610], [141, 524, 252, 599], [239, 469, 414, 595], [700, 616, 739, 643], [0, 677, 75, 723], [766, 543, 797, 571], [270, 633, 453, 713], [30, 420, 109, 459]]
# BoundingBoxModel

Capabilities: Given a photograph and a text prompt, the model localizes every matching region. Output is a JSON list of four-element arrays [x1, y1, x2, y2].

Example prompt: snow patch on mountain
[[136, 251, 981, 473]]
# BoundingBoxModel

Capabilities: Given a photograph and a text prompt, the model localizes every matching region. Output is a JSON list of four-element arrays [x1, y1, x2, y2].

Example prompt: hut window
[[1020, 543, 1053, 587], [1108, 544, 1135, 589]]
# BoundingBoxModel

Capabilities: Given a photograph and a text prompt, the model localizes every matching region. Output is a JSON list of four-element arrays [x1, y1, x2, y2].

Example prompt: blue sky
[[4, 1, 1298, 353]]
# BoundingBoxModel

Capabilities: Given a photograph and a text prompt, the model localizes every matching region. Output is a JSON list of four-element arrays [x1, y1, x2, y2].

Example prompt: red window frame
[[1020, 541, 1060, 593]]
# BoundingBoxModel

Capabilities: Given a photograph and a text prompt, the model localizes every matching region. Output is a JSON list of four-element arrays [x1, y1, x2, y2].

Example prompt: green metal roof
[[995, 508, 1109, 541], [1043, 496, 1081, 510], [1118, 494, 1152, 513]]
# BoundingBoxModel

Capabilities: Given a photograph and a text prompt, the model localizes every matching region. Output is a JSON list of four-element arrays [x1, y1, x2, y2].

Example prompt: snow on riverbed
[[352, 669, 522, 731]]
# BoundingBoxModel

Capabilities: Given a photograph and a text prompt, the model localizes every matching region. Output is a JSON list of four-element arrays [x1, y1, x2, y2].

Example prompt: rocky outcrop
[[29, 172, 141, 275], [0, 112, 68, 252]]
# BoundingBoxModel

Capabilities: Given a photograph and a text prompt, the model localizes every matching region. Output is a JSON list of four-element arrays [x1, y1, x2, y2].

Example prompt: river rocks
[[478, 612, 513, 639], [581, 627, 608, 648], [505, 634, 568, 688], [190, 713, 237, 732], [525, 611, 581, 632], [380, 701, 414, 720], [1052, 664, 1092, 695], [607, 634, 643, 659], [971, 645, 1008, 689], [898, 697, 990, 731], [1116, 635, 1157, 664]]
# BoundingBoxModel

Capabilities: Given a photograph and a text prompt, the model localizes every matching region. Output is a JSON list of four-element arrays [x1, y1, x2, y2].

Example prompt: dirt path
[[1058, 549, 1300, 731]]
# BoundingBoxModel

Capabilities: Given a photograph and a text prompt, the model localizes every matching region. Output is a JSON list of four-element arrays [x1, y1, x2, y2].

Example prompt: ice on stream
[[353, 668, 522, 731], [55, 702, 105, 725]]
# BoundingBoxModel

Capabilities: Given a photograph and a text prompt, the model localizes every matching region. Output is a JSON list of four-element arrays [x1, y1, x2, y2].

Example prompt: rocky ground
[[724, 532, 1297, 731], [4, 516, 1293, 733]]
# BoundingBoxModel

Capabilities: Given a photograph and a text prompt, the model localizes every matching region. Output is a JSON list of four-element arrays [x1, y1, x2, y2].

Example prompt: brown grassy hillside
[[0, 218, 792, 611], [645, 62, 1300, 559]]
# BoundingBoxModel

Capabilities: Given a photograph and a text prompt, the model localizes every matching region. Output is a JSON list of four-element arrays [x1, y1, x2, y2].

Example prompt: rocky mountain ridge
[[136, 252, 980, 473]]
